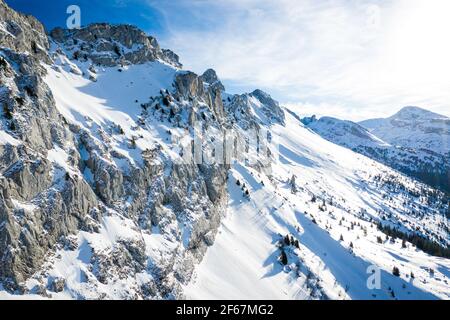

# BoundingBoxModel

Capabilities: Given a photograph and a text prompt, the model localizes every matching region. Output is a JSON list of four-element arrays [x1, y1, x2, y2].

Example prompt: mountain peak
[[200, 68, 225, 91], [50, 23, 182, 68], [392, 106, 446, 120], [249, 89, 278, 108], [249, 89, 285, 125]]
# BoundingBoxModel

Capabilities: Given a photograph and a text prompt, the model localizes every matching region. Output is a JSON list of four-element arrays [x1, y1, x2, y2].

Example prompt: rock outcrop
[[50, 23, 182, 68], [0, 0, 49, 62], [0, 0, 232, 299], [0, 0, 284, 298]]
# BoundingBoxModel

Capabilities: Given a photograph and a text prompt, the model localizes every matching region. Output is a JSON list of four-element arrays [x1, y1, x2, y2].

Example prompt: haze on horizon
[[6, 0, 450, 121]]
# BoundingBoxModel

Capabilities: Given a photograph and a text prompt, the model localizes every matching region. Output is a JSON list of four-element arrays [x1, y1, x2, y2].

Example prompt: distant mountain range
[[302, 106, 450, 193]]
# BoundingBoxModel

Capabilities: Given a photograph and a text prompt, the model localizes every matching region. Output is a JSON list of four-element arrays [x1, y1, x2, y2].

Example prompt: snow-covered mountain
[[0, 0, 449, 300], [360, 106, 450, 157], [301, 109, 450, 194]]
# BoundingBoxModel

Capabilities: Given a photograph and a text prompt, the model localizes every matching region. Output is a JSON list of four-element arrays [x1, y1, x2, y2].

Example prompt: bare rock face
[[50, 24, 182, 68], [200, 68, 225, 92], [225, 88, 286, 130], [0, 0, 230, 298], [174, 71, 225, 120], [0, 1, 100, 290], [51, 277, 66, 293], [0, 0, 281, 299], [0, 0, 49, 62]]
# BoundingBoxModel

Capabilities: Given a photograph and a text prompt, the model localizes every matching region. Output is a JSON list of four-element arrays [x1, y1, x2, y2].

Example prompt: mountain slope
[[301, 110, 450, 193], [0, 0, 448, 300], [360, 106, 450, 156], [185, 111, 450, 300], [1, 0, 229, 298], [360, 107, 450, 192]]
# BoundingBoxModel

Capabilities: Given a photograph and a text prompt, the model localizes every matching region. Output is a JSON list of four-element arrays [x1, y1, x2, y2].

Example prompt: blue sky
[[4, 0, 163, 33], [5, 0, 450, 120]]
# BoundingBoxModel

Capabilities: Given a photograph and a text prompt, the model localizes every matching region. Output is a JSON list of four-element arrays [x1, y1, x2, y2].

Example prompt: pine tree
[[339, 234, 344, 241], [163, 96, 171, 107], [289, 174, 297, 194], [280, 250, 288, 265], [392, 266, 400, 277], [284, 234, 291, 246], [113, 45, 122, 56], [349, 242, 354, 248], [0, 56, 7, 69], [130, 137, 137, 149], [236, 180, 241, 186]]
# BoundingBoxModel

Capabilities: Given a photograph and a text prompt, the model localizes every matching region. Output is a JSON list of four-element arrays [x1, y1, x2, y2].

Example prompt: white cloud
[[150, 0, 450, 121]]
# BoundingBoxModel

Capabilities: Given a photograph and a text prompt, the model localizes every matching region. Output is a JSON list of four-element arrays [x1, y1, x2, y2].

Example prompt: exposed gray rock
[[90, 238, 147, 287], [174, 71, 225, 120], [0, 0, 50, 63], [51, 277, 66, 293], [34, 284, 52, 298], [0, 1, 100, 290], [200, 68, 225, 92], [0, 0, 272, 300], [50, 24, 182, 68], [249, 89, 285, 125]]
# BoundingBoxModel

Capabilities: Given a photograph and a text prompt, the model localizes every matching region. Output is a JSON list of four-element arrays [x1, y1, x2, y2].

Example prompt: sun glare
[[384, 0, 450, 86]]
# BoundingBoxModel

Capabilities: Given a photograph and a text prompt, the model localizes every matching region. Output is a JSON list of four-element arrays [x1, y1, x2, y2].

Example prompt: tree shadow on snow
[[293, 210, 439, 300], [259, 206, 439, 299]]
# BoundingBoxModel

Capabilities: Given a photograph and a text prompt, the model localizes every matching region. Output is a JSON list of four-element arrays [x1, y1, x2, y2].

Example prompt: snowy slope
[[3, 55, 447, 300], [302, 116, 391, 150], [45, 52, 178, 168], [186, 111, 450, 300], [0, 2, 448, 299]]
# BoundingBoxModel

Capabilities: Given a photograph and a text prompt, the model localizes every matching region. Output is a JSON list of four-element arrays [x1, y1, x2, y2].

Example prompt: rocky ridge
[[50, 23, 181, 68], [0, 0, 284, 298]]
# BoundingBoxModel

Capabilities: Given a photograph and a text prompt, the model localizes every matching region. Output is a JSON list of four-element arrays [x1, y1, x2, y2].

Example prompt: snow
[[14, 214, 152, 300], [45, 58, 176, 130], [0, 22, 15, 38], [11, 199, 37, 212], [360, 106, 450, 156], [185, 111, 450, 300], [47, 146, 73, 174], [2, 45, 448, 300], [304, 116, 391, 150], [45, 57, 178, 167], [0, 130, 20, 146], [42, 61, 450, 299]]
